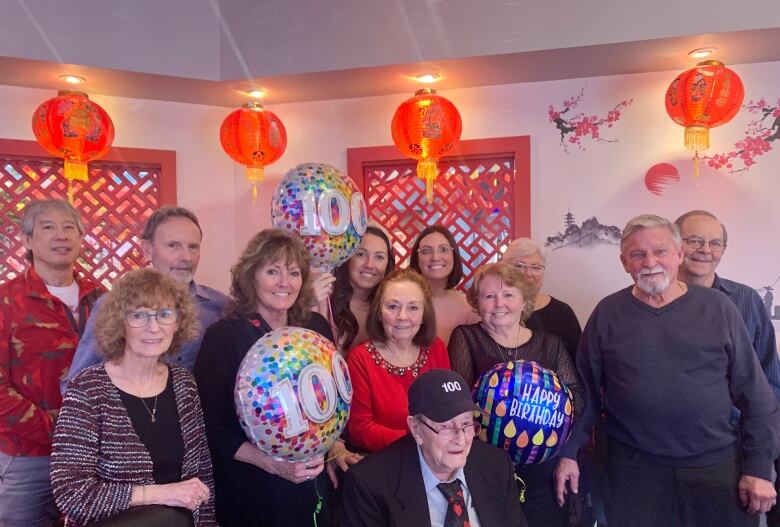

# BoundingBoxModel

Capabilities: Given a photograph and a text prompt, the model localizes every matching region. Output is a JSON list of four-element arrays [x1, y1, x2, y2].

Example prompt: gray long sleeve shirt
[[560, 285, 780, 480]]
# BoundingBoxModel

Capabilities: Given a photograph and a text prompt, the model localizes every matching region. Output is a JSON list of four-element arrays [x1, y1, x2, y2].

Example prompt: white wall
[[3, 60, 780, 331]]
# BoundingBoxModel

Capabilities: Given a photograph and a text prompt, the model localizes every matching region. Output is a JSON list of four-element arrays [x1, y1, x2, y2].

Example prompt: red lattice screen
[[348, 137, 530, 288], [0, 140, 176, 289]]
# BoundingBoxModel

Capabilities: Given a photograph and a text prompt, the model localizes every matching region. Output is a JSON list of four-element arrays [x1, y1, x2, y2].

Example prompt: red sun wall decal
[[645, 163, 679, 196]]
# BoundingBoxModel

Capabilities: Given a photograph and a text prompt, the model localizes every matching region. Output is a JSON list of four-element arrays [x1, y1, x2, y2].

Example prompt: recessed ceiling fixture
[[246, 89, 268, 99], [688, 47, 717, 59], [59, 75, 86, 85], [416, 73, 440, 84]]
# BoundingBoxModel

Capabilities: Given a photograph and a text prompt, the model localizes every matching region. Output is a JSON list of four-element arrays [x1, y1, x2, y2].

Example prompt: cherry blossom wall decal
[[706, 97, 780, 173], [548, 87, 633, 153]]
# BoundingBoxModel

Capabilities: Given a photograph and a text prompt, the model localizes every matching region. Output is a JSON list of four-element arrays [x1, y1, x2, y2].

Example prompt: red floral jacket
[[0, 266, 104, 456]]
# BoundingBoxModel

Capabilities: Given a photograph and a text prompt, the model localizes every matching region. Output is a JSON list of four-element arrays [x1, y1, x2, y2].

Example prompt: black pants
[[516, 458, 568, 527], [604, 440, 758, 527]]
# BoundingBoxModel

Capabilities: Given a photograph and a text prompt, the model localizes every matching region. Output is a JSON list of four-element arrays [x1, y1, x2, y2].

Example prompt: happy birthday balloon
[[272, 162, 367, 271], [235, 327, 352, 461], [473, 360, 574, 466]]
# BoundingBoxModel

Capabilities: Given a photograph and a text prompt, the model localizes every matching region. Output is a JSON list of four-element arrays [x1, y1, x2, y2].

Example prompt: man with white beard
[[553, 214, 780, 526]]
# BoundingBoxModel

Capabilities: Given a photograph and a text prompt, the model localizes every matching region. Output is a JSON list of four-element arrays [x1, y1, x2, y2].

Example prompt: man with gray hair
[[553, 214, 779, 526], [675, 209, 780, 524], [0, 199, 104, 526], [62, 205, 228, 393], [675, 210, 780, 399]]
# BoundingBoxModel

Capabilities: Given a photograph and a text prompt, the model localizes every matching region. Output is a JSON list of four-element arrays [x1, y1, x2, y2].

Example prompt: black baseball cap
[[408, 369, 479, 423]]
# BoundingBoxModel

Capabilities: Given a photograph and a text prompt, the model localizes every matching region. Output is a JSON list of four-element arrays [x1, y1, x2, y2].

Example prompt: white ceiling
[[1, 0, 779, 107]]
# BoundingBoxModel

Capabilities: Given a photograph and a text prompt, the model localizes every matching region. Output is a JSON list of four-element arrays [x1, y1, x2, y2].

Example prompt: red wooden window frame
[[346, 136, 530, 240], [1, 138, 176, 287], [0, 138, 177, 203]]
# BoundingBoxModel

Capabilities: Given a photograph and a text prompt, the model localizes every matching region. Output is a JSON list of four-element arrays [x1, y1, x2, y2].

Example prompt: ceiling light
[[416, 73, 440, 84], [688, 47, 717, 59], [246, 89, 268, 99], [59, 75, 86, 85]]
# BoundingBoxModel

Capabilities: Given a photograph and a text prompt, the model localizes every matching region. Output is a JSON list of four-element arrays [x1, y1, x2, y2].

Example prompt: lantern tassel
[[67, 180, 75, 204], [246, 166, 265, 206], [684, 125, 709, 186], [64, 159, 89, 182], [417, 159, 438, 204]]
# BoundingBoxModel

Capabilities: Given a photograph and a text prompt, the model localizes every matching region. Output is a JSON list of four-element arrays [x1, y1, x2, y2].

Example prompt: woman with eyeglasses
[[51, 268, 215, 526], [500, 238, 581, 363], [448, 263, 584, 527], [324, 225, 396, 352], [194, 229, 352, 527], [345, 269, 451, 453], [409, 225, 480, 345]]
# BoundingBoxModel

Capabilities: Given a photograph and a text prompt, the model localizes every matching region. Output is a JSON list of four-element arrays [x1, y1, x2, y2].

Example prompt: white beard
[[636, 266, 671, 295]]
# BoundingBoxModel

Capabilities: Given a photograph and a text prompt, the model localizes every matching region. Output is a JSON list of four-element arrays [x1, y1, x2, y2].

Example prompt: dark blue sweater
[[560, 285, 779, 480]]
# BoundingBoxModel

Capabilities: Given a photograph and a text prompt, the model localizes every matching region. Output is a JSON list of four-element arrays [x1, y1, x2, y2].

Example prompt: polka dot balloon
[[235, 327, 353, 462], [271, 162, 367, 271]]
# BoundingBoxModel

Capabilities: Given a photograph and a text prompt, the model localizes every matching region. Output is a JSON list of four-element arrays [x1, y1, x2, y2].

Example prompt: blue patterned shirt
[[61, 281, 228, 395], [714, 274, 780, 402]]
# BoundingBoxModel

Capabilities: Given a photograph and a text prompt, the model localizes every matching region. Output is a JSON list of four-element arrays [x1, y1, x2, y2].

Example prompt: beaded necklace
[[366, 341, 430, 377]]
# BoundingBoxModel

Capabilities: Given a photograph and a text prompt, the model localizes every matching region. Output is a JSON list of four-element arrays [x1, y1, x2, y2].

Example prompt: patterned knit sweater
[[50, 363, 216, 526]]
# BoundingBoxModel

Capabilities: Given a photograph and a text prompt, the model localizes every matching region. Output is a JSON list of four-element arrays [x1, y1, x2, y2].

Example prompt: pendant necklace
[[494, 340, 520, 364], [489, 325, 524, 364], [138, 394, 158, 423]]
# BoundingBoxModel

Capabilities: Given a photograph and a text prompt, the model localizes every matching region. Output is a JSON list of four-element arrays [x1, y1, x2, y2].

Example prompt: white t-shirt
[[46, 282, 81, 322]]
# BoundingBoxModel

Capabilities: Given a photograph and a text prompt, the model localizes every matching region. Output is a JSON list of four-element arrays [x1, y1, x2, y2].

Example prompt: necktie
[[437, 479, 471, 527]]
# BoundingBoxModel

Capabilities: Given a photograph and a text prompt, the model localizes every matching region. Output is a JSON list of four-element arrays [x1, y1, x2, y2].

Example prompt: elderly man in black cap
[[340, 369, 527, 527]]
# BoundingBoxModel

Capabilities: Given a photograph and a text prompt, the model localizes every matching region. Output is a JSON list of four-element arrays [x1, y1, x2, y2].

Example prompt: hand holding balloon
[[310, 271, 336, 307]]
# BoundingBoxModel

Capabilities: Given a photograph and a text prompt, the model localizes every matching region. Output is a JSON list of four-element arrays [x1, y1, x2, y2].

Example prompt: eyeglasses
[[417, 418, 481, 439], [511, 262, 546, 274], [125, 309, 179, 328], [418, 245, 456, 257], [681, 237, 726, 253]]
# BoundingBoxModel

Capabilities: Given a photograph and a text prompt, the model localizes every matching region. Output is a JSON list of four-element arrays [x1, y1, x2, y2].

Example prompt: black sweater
[[560, 285, 780, 480]]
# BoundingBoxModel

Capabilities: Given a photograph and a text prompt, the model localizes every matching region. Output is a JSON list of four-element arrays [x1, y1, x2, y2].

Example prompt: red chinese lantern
[[665, 60, 744, 181], [391, 88, 462, 203], [32, 90, 115, 201], [220, 102, 287, 203]]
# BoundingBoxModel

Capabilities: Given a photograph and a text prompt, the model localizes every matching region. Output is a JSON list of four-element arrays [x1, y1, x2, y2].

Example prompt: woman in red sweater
[[345, 269, 451, 452]]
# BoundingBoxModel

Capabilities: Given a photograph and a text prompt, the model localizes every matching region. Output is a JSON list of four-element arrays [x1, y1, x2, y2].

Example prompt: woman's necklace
[[109, 361, 163, 424], [485, 324, 525, 364], [138, 394, 158, 423], [494, 340, 521, 364], [126, 370, 161, 423], [367, 342, 430, 377]]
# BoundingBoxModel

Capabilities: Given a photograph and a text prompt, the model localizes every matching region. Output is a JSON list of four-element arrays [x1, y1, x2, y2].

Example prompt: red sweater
[[0, 267, 103, 456], [346, 337, 450, 452]]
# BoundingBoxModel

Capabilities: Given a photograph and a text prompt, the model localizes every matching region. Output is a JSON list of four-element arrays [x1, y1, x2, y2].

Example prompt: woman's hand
[[325, 440, 363, 488], [236, 442, 325, 484], [310, 271, 336, 307], [135, 478, 210, 510], [266, 454, 326, 484]]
